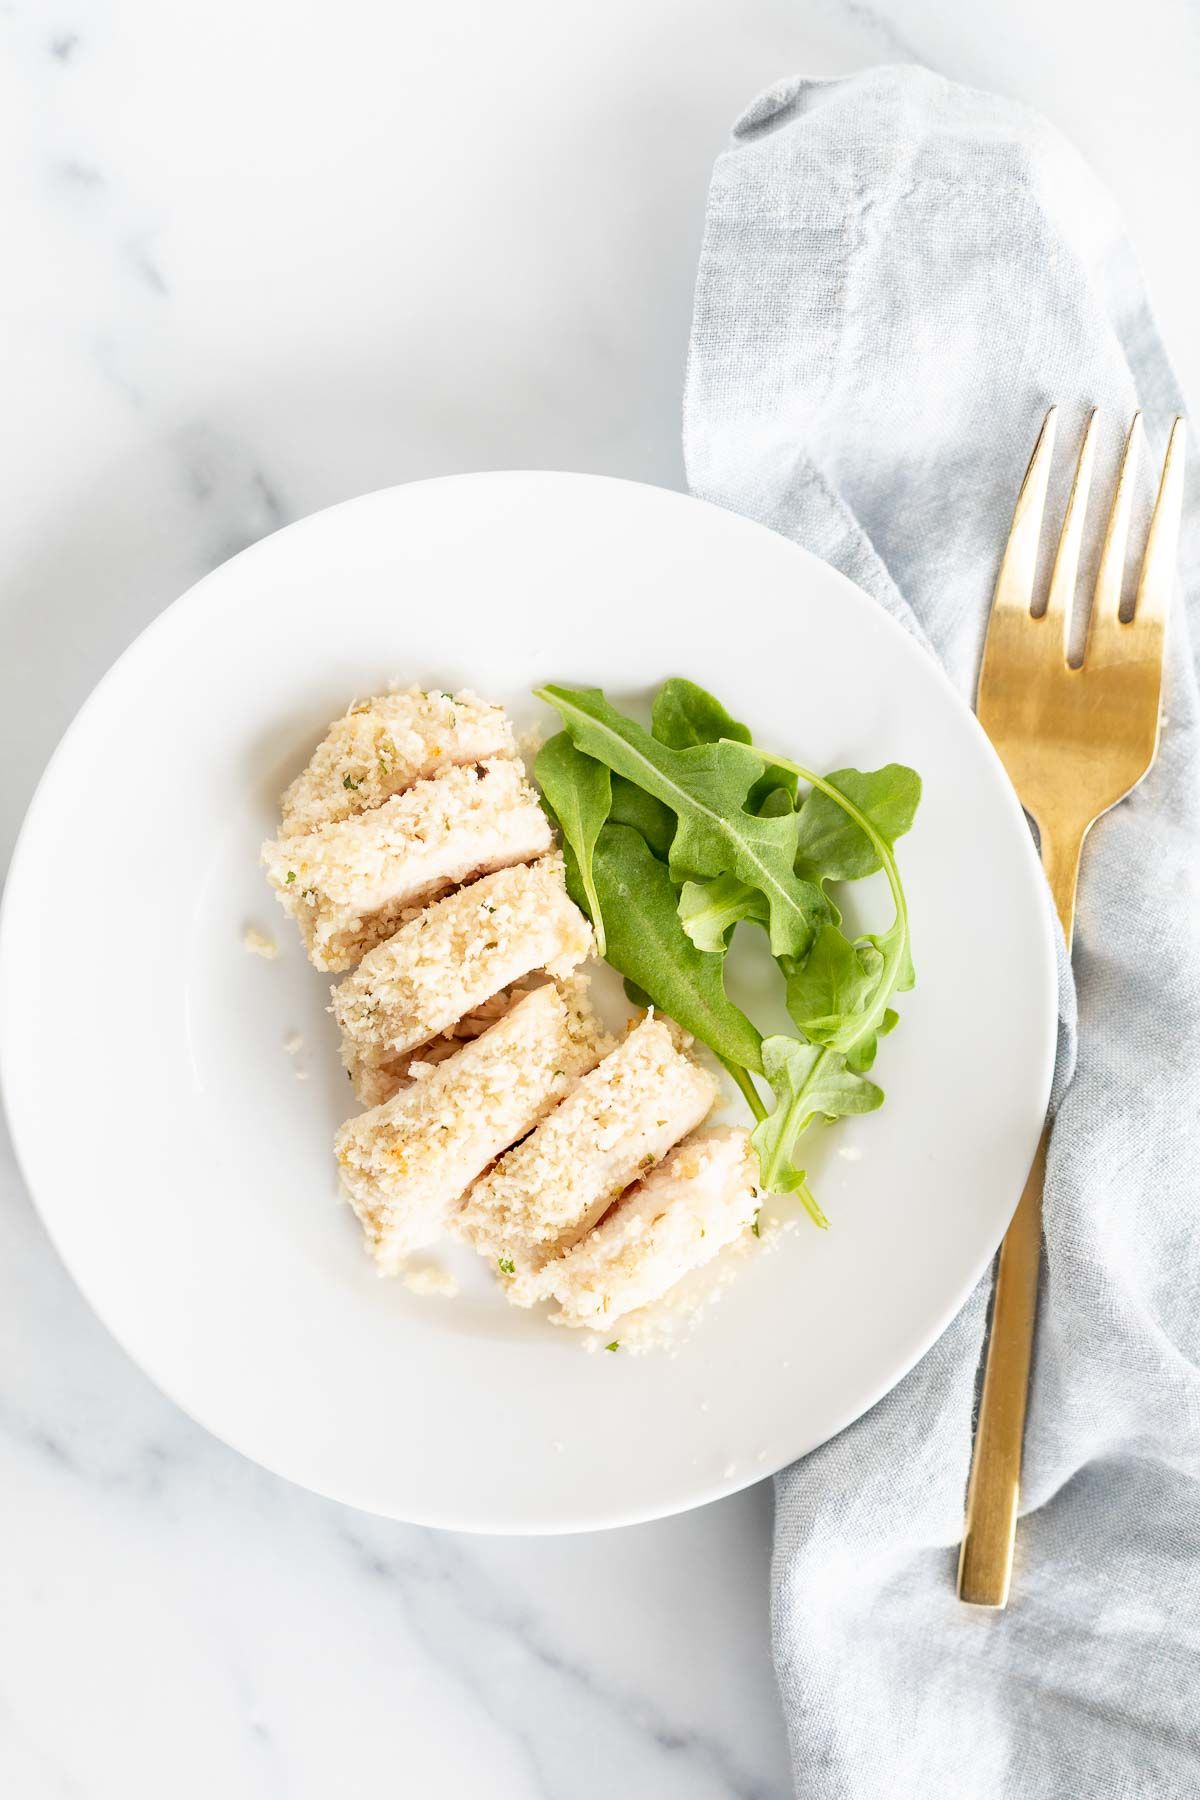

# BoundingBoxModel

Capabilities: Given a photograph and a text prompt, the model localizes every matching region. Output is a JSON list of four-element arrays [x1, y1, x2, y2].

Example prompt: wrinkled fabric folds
[[685, 65, 1200, 1800]]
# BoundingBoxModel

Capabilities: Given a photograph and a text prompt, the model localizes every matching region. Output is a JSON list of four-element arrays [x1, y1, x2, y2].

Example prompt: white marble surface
[[2, 2, 1198, 1794]]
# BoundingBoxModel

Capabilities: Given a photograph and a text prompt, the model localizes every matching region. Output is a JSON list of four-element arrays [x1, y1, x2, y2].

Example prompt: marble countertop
[[3, 3, 1198, 1794]]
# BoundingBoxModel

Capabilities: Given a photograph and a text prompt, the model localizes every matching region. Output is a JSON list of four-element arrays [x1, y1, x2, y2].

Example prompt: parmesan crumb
[[243, 926, 278, 960], [402, 1264, 460, 1298]]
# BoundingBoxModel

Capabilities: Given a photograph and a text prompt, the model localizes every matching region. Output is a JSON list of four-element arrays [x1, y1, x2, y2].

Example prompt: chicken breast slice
[[543, 1127, 758, 1328], [280, 687, 515, 835], [345, 985, 538, 1109], [333, 854, 593, 1096], [263, 757, 552, 970], [335, 983, 607, 1273], [457, 1014, 717, 1301]]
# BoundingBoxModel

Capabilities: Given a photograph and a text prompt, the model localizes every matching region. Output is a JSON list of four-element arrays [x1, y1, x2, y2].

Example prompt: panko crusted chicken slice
[[346, 985, 535, 1110], [280, 687, 515, 835], [335, 985, 606, 1273], [457, 1014, 718, 1302], [263, 757, 551, 971], [333, 854, 593, 1102], [542, 1127, 758, 1329]]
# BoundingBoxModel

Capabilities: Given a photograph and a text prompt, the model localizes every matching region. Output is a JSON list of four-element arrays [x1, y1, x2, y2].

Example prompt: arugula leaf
[[533, 683, 921, 1225], [608, 774, 674, 860], [535, 733, 611, 955], [766, 752, 914, 1030], [754, 782, 796, 816], [678, 873, 767, 952], [867, 913, 916, 995], [793, 765, 921, 881], [782, 924, 884, 1044], [536, 685, 830, 959], [845, 1007, 898, 1074], [826, 913, 912, 1074], [566, 823, 764, 1073], [651, 677, 751, 750], [751, 1036, 883, 1199], [652, 677, 792, 810], [670, 729, 795, 954]]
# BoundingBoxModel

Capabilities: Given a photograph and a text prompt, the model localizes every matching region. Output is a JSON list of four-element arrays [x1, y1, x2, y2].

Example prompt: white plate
[[0, 473, 1056, 1533]]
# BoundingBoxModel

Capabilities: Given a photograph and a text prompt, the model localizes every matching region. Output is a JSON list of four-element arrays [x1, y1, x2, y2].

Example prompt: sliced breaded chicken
[[333, 855, 593, 1097], [263, 758, 551, 970], [543, 1127, 758, 1328], [335, 984, 606, 1272], [280, 687, 515, 834], [457, 1014, 717, 1301], [345, 986, 534, 1108]]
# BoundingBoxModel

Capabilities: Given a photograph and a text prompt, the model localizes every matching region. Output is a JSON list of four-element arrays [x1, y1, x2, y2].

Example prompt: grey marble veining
[[3, 1, 1198, 1793]]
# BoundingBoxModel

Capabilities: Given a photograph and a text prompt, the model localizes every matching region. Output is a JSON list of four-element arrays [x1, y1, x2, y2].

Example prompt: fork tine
[[1042, 409, 1097, 654], [1085, 413, 1142, 663], [992, 408, 1056, 617], [1132, 416, 1186, 631]]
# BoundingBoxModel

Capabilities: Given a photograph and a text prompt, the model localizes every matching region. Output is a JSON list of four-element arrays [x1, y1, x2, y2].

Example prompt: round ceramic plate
[[0, 473, 1056, 1533]]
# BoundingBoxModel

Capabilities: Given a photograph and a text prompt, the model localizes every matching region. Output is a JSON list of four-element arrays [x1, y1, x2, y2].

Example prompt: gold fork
[[957, 406, 1186, 1609]]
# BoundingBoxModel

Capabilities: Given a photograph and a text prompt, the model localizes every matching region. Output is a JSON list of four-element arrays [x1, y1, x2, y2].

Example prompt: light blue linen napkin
[[685, 66, 1200, 1800]]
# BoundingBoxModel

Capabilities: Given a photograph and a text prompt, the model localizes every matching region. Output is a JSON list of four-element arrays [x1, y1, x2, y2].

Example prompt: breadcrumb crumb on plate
[[242, 926, 278, 960], [402, 1264, 460, 1299]]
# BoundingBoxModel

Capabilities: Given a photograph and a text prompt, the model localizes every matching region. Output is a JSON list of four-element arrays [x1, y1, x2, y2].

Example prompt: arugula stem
[[720, 1057, 767, 1123], [755, 1043, 838, 1192], [795, 1174, 830, 1231]]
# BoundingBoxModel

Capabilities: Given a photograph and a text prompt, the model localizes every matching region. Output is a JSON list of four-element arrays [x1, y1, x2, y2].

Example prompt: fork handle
[[1039, 815, 1090, 949], [957, 1129, 1047, 1605], [957, 818, 1084, 1607]]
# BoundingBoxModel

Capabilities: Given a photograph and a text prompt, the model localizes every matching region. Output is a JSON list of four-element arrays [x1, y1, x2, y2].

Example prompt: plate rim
[[0, 469, 1058, 1533]]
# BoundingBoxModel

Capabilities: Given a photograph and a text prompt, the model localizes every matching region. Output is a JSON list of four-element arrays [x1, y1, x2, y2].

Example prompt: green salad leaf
[[793, 765, 921, 881], [654, 675, 795, 814], [535, 733, 611, 955], [536, 684, 830, 959], [756, 782, 797, 815], [678, 872, 768, 952], [563, 823, 764, 1074], [608, 774, 674, 860], [782, 924, 884, 1045], [532, 677, 921, 1225], [651, 676, 751, 751], [751, 1037, 884, 1222]]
